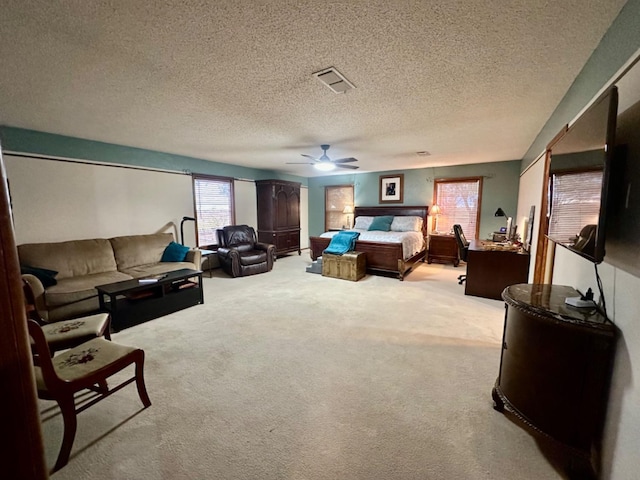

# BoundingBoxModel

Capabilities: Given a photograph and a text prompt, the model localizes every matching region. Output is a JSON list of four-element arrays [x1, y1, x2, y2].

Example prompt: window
[[548, 170, 602, 243], [325, 185, 354, 230], [433, 177, 482, 237], [192, 175, 235, 247]]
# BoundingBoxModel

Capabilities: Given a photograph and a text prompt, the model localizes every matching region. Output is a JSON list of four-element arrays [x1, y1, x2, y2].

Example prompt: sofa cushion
[[119, 261, 197, 279], [161, 241, 190, 262], [45, 271, 133, 307], [110, 233, 175, 271], [18, 239, 118, 280], [239, 251, 267, 266]]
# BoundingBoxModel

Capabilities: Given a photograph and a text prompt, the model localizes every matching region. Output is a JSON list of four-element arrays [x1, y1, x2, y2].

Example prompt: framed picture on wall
[[379, 174, 404, 204]]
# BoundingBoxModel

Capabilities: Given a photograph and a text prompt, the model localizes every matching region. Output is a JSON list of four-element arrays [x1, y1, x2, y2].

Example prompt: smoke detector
[[313, 67, 356, 94]]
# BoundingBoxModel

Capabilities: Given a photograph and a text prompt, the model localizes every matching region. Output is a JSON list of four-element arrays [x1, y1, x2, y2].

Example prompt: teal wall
[[0, 127, 307, 185], [307, 160, 521, 238], [522, 0, 640, 170]]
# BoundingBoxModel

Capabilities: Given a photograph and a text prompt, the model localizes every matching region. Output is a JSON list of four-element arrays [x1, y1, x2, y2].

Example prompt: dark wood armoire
[[255, 179, 301, 256]]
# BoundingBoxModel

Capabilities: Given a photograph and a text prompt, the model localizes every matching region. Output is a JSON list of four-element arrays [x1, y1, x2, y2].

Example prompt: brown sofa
[[19, 233, 202, 322]]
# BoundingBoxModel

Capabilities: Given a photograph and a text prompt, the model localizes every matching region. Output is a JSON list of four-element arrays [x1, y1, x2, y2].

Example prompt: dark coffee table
[[96, 268, 203, 331]]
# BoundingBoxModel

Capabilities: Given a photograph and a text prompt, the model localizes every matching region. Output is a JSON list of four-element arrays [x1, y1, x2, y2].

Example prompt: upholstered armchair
[[216, 225, 276, 277]]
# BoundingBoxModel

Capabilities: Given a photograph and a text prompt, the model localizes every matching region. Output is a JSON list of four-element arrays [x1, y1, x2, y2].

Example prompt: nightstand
[[427, 234, 460, 266]]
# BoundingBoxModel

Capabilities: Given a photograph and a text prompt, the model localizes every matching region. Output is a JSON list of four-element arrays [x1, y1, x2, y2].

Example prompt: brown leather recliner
[[216, 225, 276, 277]]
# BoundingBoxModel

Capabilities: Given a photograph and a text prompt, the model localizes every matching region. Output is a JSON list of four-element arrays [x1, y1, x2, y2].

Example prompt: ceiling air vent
[[313, 67, 356, 94]]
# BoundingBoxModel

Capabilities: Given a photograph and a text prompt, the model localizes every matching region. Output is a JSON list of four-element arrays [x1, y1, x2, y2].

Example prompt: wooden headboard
[[353, 205, 429, 238]]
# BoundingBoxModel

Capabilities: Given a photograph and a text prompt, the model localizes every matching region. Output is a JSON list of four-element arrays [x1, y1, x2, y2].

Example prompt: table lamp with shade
[[430, 204, 442, 233], [343, 205, 354, 229]]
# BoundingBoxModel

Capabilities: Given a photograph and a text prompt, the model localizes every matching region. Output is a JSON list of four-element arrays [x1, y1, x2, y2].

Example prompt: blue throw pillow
[[21, 264, 58, 287], [368, 215, 394, 232], [161, 241, 190, 262]]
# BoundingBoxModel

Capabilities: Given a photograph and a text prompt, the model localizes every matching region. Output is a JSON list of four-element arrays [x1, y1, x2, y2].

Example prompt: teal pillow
[[368, 215, 394, 231], [161, 241, 190, 262]]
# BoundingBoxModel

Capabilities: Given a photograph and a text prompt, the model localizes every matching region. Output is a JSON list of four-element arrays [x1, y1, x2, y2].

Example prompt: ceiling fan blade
[[301, 154, 318, 161], [336, 164, 359, 170], [286, 162, 315, 165], [332, 157, 358, 163]]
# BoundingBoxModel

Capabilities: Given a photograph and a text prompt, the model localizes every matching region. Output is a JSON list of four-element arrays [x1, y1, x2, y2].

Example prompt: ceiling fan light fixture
[[314, 162, 336, 172]]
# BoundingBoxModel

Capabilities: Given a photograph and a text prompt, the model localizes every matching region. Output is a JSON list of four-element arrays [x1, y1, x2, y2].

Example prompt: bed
[[309, 206, 429, 280]]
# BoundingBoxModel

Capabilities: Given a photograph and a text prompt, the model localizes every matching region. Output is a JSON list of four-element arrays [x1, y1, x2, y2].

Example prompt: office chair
[[453, 224, 469, 285]]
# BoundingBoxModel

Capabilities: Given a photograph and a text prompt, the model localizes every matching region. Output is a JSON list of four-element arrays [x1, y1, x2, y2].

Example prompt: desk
[[465, 240, 530, 300]]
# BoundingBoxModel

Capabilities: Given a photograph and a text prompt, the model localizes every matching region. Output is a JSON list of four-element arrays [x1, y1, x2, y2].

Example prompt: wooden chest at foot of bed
[[322, 252, 366, 281]]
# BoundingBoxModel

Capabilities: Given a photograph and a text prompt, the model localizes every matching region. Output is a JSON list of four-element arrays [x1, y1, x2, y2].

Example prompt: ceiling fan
[[286, 144, 359, 171]]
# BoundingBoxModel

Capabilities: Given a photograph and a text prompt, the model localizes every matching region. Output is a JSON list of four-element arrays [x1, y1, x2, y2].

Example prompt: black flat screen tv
[[546, 86, 618, 264]]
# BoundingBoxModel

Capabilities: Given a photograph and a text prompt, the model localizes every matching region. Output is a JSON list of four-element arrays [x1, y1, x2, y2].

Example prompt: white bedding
[[319, 229, 425, 260]]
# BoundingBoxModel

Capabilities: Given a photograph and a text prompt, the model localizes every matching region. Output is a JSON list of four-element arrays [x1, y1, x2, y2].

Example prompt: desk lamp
[[343, 205, 354, 229], [430, 204, 442, 233]]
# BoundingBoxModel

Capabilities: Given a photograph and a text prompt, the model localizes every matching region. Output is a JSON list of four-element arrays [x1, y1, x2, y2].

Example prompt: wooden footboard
[[309, 236, 425, 280]]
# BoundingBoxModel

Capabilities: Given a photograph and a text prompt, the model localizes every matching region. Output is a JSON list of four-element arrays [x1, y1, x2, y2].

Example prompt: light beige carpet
[[44, 254, 563, 479]]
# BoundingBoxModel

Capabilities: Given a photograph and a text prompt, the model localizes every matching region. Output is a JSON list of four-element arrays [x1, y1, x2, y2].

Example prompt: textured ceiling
[[0, 1, 628, 176]]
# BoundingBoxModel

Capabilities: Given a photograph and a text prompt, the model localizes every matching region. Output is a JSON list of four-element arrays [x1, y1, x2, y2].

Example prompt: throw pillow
[[353, 216, 375, 230], [390, 216, 424, 232], [161, 241, 190, 262], [368, 215, 394, 232], [21, 265, 58, 288]]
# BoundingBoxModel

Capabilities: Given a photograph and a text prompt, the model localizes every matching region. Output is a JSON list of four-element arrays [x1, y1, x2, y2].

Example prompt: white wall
[[6, 155, 197, 245], [516, 152, 546, 282], [6, 155, 310, 252], [549, 234, 640, 480], [234, 179, 258, 227]]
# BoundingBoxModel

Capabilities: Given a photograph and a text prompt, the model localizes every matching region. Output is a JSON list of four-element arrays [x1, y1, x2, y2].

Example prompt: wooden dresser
[[427, 234, 459, 266], [494, 284, 616, 478], [255, 179, 301, 256]]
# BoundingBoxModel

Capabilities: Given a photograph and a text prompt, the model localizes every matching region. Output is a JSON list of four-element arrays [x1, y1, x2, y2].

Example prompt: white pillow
[[390, 216, 424, 232], [353, 216, 375, 230]]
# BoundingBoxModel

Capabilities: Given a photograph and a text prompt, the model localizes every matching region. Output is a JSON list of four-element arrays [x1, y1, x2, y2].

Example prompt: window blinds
[[435, 179, 480, 237], [548, 170, 602, 243], [325, 185, 354, 230], [193, 176, 234, 246]]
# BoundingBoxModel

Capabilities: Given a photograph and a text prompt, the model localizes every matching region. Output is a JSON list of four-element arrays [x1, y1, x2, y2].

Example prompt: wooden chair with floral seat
[[22, 277, 111, 355], [27, 318, 152, 472]]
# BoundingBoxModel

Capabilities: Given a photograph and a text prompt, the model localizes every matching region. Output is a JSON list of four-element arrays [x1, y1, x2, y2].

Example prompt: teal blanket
[[324, 231, 360, 255]]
